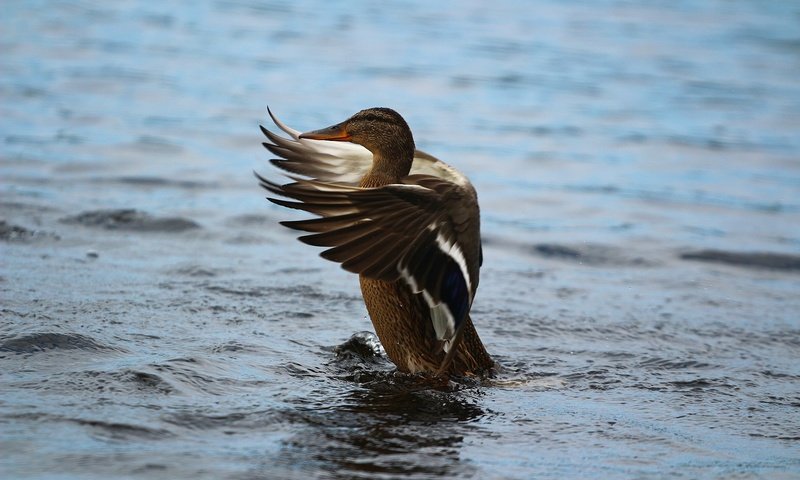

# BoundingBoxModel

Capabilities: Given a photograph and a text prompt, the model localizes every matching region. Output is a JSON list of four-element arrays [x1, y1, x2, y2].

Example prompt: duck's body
[[257, 107, 493, 377], [359, 276, 491, 374]]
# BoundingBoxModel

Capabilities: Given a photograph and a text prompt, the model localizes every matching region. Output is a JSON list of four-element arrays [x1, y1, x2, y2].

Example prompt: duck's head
[[300, 108, 415, 175]]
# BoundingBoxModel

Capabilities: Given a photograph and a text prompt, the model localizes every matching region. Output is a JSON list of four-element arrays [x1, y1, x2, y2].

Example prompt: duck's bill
[[299, 123, 352, 141]]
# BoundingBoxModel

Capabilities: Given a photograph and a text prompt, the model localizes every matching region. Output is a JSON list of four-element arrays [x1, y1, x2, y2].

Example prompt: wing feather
[[260, 109, 474, 188], [257, 110, 482, 351]]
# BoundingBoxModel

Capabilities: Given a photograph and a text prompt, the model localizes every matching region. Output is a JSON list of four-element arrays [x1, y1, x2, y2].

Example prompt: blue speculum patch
[[441, 259, 468, 329]]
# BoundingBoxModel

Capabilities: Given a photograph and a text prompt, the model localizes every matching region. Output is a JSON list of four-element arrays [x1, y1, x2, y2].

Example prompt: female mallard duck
[[256, 107, 493, 377]]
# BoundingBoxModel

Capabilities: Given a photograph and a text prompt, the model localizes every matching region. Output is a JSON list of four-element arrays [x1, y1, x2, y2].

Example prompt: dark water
[[2, 1, 800, 478]]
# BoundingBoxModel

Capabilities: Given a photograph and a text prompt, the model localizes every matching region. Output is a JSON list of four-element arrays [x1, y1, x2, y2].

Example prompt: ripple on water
[[126, 370, 175, 394], [531, 242, 654, 267], [148, 357, 241, 396], [70, 418, 174, 441], [9, 368, 175, 397], [165, 264, 229, 277], [680, 249, 800, 271], [273, 341, 490, 479], [209, 340, 263, 354], [111, 175, 210, 189], [483, 237, 655, 267], [328, 332, 564, 396], [224, 213, 273, 227], [0, 332, 123, 354], [636, 357, 715, 371], [161, 409, 279, 432], [0, 221, 60, 242], [60, 209, 200, 232]]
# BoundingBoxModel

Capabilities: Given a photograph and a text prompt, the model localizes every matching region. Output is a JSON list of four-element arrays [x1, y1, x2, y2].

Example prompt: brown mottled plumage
[[359, 277, 491, 375], [257, 107, 493, 377]]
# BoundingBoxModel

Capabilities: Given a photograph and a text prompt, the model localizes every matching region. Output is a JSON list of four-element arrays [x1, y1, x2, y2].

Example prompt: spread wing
[[260, 108, 371, 184], [257, 110, 482, 350], [261, 107, 474, 187]]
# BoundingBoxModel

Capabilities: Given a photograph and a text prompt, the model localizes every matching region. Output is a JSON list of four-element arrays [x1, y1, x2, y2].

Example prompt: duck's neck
[[359, 149, 414, 188]]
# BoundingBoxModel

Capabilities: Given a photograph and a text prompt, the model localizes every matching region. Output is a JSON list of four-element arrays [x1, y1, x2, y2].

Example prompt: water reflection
[[275, 344, 486, 478]]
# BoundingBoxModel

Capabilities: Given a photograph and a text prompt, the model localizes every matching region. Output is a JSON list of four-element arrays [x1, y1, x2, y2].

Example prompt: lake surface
[[2, 1, 799, 478]]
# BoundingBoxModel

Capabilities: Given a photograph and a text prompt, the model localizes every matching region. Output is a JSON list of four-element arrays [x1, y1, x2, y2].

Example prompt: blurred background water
[[2, 1, 799, 479]]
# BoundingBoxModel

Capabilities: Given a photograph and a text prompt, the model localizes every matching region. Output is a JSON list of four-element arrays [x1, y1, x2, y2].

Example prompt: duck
[[255, 107, 494, 377]]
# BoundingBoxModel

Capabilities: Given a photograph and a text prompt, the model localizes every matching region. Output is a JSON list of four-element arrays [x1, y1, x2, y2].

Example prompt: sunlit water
[[2, 1, 799, 478]]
